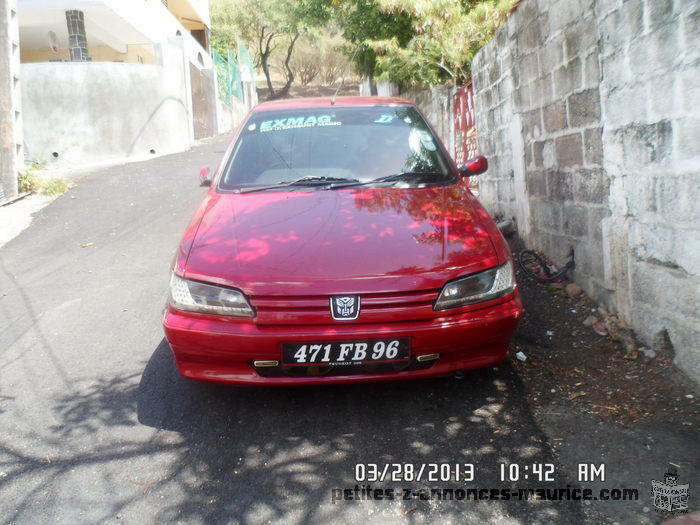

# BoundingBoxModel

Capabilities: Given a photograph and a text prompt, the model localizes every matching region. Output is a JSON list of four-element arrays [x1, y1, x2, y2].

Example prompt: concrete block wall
[[598, 0, 700, 378], [472, 0, 700, 381], [472, 0, 608, 291]]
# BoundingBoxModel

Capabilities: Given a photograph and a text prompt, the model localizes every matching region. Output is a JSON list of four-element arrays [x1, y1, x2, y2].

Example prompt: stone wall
[[472, 0, 700, 381]]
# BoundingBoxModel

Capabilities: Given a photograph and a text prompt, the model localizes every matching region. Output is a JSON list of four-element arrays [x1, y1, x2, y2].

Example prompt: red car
[[163, 97, 522, 385]]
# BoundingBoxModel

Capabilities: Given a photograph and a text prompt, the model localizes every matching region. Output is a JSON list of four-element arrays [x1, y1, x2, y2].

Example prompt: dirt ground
[[507, 235, 700, 522], [256, 82, 361, 100], [509, 236, 699, 427]]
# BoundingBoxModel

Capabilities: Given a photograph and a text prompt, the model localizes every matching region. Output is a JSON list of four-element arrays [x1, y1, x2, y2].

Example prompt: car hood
[[183, 185, 499, 296]]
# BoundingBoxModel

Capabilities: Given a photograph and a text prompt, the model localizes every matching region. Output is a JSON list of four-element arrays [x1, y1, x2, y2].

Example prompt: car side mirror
[[199, 166, 212, 187], [458, 156, 488, 177]]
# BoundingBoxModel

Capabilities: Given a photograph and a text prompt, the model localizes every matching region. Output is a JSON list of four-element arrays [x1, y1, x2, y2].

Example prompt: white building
[[16, 0, 250, 168]]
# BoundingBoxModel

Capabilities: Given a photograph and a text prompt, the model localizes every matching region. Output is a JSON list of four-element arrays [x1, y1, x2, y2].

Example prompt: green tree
[[211, 0, 333, 98], [333, 0, 515, 87], [331, 0, 414, 84], [377, 0, 515, 86]]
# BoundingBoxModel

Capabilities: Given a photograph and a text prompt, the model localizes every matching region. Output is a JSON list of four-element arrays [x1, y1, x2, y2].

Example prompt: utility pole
[[0, 0, 22, 204]]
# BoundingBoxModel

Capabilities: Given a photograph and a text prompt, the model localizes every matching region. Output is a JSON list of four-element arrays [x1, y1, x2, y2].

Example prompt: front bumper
[[163, 291, 523, 385]]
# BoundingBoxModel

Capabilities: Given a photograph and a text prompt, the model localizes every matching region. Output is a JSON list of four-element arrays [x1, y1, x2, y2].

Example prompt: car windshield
[[218, 105, 453, 191]]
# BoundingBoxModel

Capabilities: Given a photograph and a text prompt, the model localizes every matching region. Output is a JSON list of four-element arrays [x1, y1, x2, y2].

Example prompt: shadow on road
[[129, 339, 584, 523], [0, 338, 586, 523]]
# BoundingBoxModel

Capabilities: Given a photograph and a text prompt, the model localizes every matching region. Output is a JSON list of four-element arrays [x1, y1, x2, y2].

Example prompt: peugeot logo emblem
[[330, 295, 360, 320]]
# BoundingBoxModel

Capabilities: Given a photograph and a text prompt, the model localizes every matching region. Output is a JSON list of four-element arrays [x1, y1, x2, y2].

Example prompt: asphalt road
[[0, 136, 585, 524]]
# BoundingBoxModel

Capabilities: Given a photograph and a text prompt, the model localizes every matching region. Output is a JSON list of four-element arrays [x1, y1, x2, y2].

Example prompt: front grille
[[255, 357, 437, 377], [250, 289, 441, 326]]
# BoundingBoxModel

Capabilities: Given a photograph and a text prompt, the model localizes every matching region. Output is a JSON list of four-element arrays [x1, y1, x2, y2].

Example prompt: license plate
[[282, 338, 410, 366]]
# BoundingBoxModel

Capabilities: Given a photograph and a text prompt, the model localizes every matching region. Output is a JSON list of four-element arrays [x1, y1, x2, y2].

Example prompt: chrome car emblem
[[330, 295, 360, 320]]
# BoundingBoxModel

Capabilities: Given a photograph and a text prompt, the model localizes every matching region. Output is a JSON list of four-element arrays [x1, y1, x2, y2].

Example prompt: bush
[[17, 166, 71, 196], [40, 178, 71, 196], [18, 167, 41, 194], [284, 31, 353, 87]]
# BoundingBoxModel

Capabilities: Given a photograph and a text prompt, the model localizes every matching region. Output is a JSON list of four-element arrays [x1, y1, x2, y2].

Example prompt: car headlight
[[434, 260, 515, 310], [169, 273, 254, 317]]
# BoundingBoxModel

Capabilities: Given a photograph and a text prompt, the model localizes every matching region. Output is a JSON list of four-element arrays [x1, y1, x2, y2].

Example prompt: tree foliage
[[210, 0, 516, 95], [331, 0, 414, 80], [288, 38, 321, 86], [333, 0, 516, 87], [211, 0, 333, 98], [286, 31, 351, 86], [381, 0, 516, 85]]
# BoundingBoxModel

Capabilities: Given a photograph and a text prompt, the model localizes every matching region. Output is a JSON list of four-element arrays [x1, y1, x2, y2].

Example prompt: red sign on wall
[[453, 83, 478, 166]]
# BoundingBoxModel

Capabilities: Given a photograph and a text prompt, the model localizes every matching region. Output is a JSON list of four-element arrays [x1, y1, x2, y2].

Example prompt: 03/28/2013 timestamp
[[355, 463, 606, 483]]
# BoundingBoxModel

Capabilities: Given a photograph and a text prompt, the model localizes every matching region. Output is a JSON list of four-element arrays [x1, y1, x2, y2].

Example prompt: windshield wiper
[[237, 176, 360, 194], [327, 171, 446, 189]]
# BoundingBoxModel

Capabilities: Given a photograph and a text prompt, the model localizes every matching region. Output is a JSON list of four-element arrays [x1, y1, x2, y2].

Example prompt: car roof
[[252, 96, 414, 113]]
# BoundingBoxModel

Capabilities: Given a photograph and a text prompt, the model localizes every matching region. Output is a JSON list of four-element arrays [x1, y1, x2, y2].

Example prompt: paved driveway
[[0, 137, 584, 524]]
